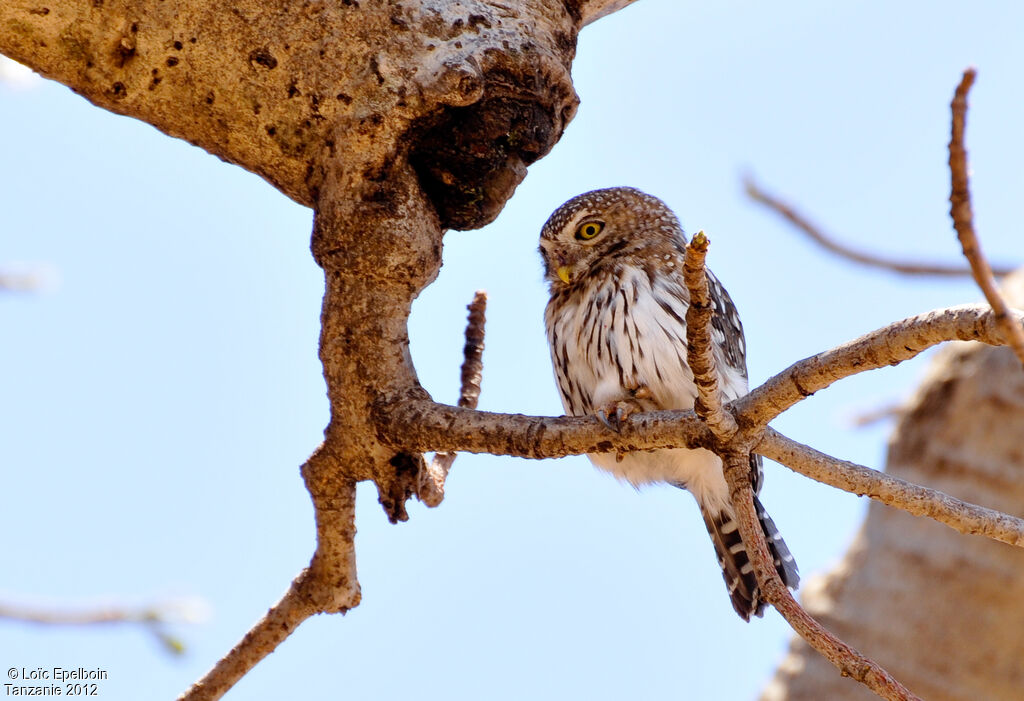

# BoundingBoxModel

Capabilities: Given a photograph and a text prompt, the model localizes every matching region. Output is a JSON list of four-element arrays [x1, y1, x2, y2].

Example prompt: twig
[[721, 450, 919, 700], [758, 428, 1024, 547], [178, 570, 318, 701], [847, 401, 904, 428], [744, 176, 1015, 278], [0, 266, 52, 292], [419, 291, 487, 507], [0, 598, 204, 655], [0, 599, 186, 625], [682, 231, 738, 439], [948, 68, 1024, 366]]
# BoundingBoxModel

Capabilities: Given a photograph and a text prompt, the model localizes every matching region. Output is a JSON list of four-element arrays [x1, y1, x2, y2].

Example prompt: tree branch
[[736, 304, 1024, 430], [385, 304, 1023, 462], [721, 450, 920, 701], [181, 465, 359, 701], [0, 597, 203, 655], [178, 570, 320, 701], [381, 400, 714, 457], [758, 428, 1024, 547], [419, 290, 488, 507], [682, 231, 738, 439], [681, 231, 916, 698], [0, 267, 48, 292], [744, 176, 1015, 278], [948, 68, 1024, 366], [575, 0, 642, 26]]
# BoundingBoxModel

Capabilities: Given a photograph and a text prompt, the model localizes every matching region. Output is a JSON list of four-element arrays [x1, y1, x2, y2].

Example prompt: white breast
[[545, 266, 746, 513]]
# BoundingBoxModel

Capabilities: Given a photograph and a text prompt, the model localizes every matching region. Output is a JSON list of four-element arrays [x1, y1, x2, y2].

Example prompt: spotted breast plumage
[[539, 186, 799, 620]]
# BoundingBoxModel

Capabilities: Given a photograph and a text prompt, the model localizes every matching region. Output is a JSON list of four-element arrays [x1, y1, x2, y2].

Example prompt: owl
[[539, 187, 799, 620]]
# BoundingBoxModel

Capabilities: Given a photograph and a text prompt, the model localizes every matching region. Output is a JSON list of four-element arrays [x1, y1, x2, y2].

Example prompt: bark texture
[[763, 273, 1024, 701], [1, 0, 577, 223]]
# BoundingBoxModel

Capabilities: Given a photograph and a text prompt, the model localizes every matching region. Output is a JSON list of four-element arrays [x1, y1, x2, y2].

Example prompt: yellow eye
[[575, 221, 604, 240]]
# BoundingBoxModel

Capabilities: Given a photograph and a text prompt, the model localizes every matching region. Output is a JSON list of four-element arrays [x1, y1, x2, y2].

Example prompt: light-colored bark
[[0, 1, 578, 217], [762, 272, 1024, 701]]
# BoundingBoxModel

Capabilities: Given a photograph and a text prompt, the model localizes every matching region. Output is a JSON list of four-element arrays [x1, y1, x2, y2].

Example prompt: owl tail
[[702, 497, 800, 621]]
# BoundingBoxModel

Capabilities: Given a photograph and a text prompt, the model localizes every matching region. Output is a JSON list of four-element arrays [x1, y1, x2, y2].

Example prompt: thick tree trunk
[[763, 273, 1024, 701]]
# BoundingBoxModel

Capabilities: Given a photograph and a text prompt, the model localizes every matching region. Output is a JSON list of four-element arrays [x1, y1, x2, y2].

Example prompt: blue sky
[[2, 1, 1021, 699]]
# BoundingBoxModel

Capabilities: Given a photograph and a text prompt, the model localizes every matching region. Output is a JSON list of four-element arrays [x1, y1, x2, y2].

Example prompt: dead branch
[[385, 305, 1023, 459], [0, 597, 203, 655], [0, 266, 50, 292], [736, 304, 1024, 430], [721, 450, 920, 701], [419, 290, 488, 506], [181, 462, 359, 701], [759, 429, 1024, 547], [0, 600, 182, 626], [381, 400, 712, 457], [744, 176, 1015, 278], [846, 401, 904, 428], [948, 69, 1024, 366], [682, 236, 915, 699], [178, 570, 320, 701], [682, 231, 738, 439]]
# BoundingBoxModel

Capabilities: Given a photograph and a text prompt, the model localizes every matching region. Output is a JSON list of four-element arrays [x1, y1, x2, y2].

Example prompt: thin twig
[[721, 450, 920, 700], [948, 68, 1024, 366], [0, 265, 53, 292], [0, 600, 185, 625], [419, 290, 488, 506], [744, 177, 1015, 278], [682, 231, 738, 439], [0, 598, 204, 655], [178, 570, 318, 701], [758, 428, 1024, 547], [847, 401, 905, 428]]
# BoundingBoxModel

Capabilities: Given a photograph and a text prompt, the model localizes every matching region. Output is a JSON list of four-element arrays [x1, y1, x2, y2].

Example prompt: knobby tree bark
[[3, 4, 1022, 700]]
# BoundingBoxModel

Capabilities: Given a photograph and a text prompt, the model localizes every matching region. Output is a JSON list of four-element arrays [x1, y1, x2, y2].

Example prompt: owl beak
[[556, 266, 572, 284]]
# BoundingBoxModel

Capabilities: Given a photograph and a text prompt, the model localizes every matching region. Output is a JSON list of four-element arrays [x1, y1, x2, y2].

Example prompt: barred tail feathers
[[702, 496, 799, 621]]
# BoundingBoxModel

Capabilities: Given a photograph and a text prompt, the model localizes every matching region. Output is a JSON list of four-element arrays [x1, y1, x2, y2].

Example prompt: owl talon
[[596, 399, 642, 433], [596, 409, 620, 433], [615, 404, 629, 425]]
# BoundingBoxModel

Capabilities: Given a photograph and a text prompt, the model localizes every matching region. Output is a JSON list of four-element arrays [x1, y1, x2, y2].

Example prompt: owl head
[[538, 187, 685, 288]]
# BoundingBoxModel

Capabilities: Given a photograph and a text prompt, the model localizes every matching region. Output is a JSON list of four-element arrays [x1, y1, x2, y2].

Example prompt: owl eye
[[575, 220, 604, 241]]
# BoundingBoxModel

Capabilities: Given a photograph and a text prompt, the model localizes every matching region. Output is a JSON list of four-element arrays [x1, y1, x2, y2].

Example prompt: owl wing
[[705, 269, 749, 389], [704, 269, 765, 494]]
